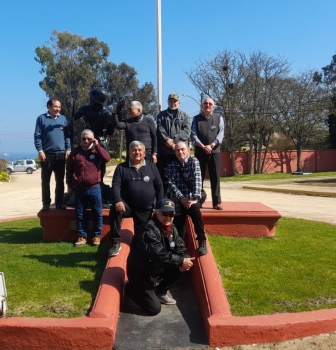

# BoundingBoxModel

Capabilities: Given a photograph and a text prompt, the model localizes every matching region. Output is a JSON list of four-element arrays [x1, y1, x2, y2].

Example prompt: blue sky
[[0, 0, 335, 156]]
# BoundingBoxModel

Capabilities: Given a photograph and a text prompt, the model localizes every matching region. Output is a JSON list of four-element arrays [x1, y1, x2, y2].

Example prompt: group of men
[[33, 91, 224, 315]]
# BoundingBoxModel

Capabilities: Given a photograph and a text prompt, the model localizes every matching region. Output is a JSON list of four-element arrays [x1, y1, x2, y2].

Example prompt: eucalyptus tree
[[35, 30, 157, 154], [275, 70, 330, 172]]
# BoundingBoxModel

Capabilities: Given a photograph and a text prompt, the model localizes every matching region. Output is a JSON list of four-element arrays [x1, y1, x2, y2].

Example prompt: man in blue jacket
[[34, 98, 71, 211], [109, 141, 164, 257]]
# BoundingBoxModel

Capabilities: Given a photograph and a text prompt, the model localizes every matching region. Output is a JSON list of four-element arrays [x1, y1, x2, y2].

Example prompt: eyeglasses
[[203, 102, 213, 106], [81, 138, 93, 141], [161, 212, 174, 217]]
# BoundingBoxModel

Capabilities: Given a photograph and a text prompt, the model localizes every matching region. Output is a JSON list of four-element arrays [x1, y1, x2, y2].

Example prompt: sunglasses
[[161, 212, 174, 217], [81, 138, 93, 141], [203, 102, 213, 106]]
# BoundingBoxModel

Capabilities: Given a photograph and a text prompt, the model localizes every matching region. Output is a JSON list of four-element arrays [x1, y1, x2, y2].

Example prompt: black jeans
[[109, 200, 152, 244], [194, 149, 221, 206], [173, 202, 206, 241], [156, 153, 177, 194], [126, 265, 182, 316], [40, 153, 66, 206]]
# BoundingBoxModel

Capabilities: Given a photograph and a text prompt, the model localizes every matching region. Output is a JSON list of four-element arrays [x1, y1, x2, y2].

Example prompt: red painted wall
[[218, 150, 336, 176]]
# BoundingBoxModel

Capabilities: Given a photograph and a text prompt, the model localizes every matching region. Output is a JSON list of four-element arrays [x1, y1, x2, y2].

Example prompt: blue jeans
[[75, 184, 102, 239]]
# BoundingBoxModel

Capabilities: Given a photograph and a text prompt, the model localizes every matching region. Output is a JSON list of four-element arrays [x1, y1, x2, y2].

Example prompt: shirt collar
[[179, 156, 190, 166], [202, 112, 212, 120], [47, 112, 59, 119], [129, 158, 146, 168]]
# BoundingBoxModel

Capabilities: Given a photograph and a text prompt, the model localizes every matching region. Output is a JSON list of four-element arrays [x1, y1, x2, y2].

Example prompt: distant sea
[[2, 151, 38, 161]]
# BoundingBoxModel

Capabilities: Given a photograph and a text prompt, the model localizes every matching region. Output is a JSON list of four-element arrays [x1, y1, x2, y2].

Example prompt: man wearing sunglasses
[[168, 141, 207, 255], [66, 129, 111, 247], [124, 198, 194, 315], [191, 97, 224, 210], [108, 141, 163, 257]]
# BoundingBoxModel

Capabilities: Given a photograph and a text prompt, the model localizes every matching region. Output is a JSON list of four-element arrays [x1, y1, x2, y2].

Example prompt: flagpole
[[156, 0, 162, 113]]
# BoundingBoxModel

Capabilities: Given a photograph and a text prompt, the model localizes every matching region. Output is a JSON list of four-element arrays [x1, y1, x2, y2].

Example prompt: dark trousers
[[74, 184, 102, 239], [173, 202, 206, 241], [109, 200, 152, 244], [194, 149, 221, 206], [41, 153, 66, 206], [156, 153, 177, 194], [126, 265, 182, 316]]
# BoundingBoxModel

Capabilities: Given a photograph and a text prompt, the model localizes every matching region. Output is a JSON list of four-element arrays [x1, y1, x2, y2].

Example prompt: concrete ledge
[[0, 218, 134, 350], [37, 206, 112, 242], [201, 201, 281, 237], [185, 217, 336, 348]]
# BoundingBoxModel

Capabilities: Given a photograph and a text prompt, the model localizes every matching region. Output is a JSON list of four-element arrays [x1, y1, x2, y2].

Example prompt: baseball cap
[[168, 93, 179, 101], [156, 198, 175, 212]]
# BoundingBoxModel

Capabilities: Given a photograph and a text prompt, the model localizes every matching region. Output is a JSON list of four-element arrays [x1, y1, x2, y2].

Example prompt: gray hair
[[175, 141, 189, 149], [129, 140, 145, 151], [81, 129, 94, 137], [130, 101, 143, 112]]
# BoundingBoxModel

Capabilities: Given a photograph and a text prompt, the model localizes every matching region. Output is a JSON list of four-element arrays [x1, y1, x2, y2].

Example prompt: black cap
[[156, 198, 175, 212]]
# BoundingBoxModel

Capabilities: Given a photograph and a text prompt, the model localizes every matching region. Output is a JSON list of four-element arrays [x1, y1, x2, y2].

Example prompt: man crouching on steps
[[124, 198, 194, 315]]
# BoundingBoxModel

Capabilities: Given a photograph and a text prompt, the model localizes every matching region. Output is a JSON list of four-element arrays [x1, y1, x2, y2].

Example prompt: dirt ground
[[1, 170, 336, 349]]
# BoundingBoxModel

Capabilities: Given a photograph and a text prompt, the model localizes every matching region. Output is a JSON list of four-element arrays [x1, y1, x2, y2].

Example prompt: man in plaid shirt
[[168, 141, 207, 255]]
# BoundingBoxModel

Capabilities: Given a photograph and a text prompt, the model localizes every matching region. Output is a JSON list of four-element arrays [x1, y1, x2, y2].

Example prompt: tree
[[35, 30, 157, 154], [314, 54, 336, 148], [275, 71, 330, 172]]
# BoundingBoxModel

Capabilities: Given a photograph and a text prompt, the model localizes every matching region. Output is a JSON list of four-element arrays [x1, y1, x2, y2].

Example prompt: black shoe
[[108, 242, 121, 257], [41, 205, 49, 211], [56, 204, 66, 210], [198, 240, 207, 256]]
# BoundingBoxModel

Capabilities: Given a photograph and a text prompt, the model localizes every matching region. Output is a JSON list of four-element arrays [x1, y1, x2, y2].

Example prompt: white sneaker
[[157, 293, 176, 305]]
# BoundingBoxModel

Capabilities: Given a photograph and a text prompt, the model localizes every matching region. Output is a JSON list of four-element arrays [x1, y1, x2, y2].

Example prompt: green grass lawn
[[0, 218, 109, 318], [209, 217, 336, 316]]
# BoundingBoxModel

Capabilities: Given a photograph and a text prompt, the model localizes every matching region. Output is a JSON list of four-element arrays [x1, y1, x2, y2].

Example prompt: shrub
[[0, 171, 10, 182]]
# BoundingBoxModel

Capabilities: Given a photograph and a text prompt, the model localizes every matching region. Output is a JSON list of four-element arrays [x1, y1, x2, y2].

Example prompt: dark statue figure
[[70, 88, 123, 208]]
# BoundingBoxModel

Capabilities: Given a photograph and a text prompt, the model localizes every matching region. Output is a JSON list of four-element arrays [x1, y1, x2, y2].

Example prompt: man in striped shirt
[[168, 141, 207, 256]]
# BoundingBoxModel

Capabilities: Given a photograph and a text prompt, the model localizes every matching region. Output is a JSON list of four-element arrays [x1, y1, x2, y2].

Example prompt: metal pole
[[156, 0, 162, 113]]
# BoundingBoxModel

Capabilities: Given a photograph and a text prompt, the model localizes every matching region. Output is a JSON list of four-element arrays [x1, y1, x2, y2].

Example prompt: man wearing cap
[[156, 93, 191, 192], [191, 97, 224, 210], [108, 140, 163, 257], [125, 198, 195, 315], [168, 141, 207, 255]]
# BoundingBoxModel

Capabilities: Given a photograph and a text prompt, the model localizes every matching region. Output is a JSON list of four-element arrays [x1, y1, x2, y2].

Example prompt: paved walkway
[[1, 167, 336, 225]]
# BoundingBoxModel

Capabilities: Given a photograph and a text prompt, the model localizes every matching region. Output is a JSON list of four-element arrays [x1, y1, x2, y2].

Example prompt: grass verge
[[0, 218, 109, 318], [209, 217, 336, 316]]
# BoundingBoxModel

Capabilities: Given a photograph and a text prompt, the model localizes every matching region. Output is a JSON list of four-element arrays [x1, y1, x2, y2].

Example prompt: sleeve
[[112, 112, 127, 130], [191, 116, 202, 145], [111, 165, 123, 203], [152, 163, 164, 202], [34, 116, 43, 152], [149, 118, 157, 154], [172, 111, 191, 142], [95, 143, 111, 162], [168, 163, 184, 200], [191, 158, 202, 200], [156, 112, 170, 143], [73, 106, 85, 121], [213, 115, 224, 145]]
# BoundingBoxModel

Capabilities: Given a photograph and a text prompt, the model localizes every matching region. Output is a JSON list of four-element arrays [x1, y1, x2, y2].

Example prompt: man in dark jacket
[[112, 100, 157, 163], [125, 198, 195, 315], [66, 129, 111, 247], [156, 93, 191, 192], [191, 97, 224, 210], [108, 141, 163, 257]]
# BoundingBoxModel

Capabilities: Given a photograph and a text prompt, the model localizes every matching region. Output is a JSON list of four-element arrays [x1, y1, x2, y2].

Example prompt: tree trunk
[[231, 150, 237, 175], [296, 144, 303, 172]]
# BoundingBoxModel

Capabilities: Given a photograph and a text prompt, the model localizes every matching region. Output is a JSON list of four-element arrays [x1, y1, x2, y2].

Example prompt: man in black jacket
[[108, 141, 163, 257], [125, 198, 195, 315]]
